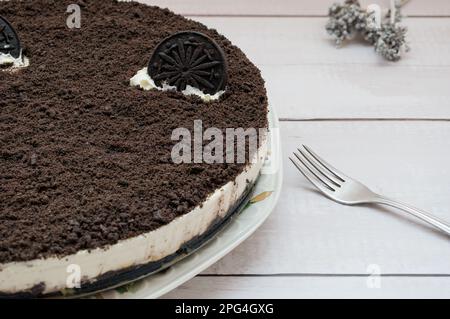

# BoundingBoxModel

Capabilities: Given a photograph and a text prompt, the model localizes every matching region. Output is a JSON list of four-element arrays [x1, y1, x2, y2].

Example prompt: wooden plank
[[263, 64, 450, 120], [191, 17, 450, 120], [140, 0, 450, 17], [200, 121, 450, 275], [163, 276, 450, 299], [194, 17, 450, 67]]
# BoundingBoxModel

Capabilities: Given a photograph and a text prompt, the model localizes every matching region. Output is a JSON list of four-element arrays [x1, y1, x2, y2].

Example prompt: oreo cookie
[[148, 31, 228, 95], [0, 16, 21, 59]]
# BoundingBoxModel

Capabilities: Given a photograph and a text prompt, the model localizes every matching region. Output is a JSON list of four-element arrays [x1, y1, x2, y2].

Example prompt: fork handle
[[374, 196, 450, 236]]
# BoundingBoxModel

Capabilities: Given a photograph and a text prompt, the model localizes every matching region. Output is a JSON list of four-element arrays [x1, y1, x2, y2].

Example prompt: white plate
[[95, 107, 282, 299]]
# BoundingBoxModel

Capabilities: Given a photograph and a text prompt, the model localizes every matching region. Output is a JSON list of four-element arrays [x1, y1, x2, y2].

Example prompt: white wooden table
[[143, 0, 450, 299]]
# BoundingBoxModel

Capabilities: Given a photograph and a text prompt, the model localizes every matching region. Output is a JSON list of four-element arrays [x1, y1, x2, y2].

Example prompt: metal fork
[[290, 145, 450, 236]]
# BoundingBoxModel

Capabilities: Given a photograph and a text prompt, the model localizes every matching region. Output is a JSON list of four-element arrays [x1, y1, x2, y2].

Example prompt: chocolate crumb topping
[[0, 0, 268, 263]]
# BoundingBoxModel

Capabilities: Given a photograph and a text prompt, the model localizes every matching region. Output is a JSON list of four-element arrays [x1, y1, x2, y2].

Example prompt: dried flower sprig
[[326, 0, 410, 61]]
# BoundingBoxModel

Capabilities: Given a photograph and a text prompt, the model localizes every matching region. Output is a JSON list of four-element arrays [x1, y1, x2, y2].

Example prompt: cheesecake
[[0, 0, 268, 297]]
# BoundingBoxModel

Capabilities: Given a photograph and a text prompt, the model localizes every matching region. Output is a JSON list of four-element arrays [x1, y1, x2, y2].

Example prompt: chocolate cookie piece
[[0, 16, 21, 58], [148, 31, 228, 95]]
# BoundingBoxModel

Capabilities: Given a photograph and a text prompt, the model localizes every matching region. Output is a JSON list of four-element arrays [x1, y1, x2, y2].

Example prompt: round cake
[[0, 0, 268, 297]]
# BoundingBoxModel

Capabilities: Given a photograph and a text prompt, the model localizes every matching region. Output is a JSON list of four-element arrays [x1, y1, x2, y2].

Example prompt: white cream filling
[[130, 67, 225, 102], [0, 140, 267, 295], [0, 51, 29, 70]]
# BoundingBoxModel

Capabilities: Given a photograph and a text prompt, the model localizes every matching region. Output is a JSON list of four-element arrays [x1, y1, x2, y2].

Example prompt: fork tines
[[290, 145, 345, 193]]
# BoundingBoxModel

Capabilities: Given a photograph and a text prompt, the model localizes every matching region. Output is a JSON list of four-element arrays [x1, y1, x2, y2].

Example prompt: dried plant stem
[[326, 0, 410, 61]]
